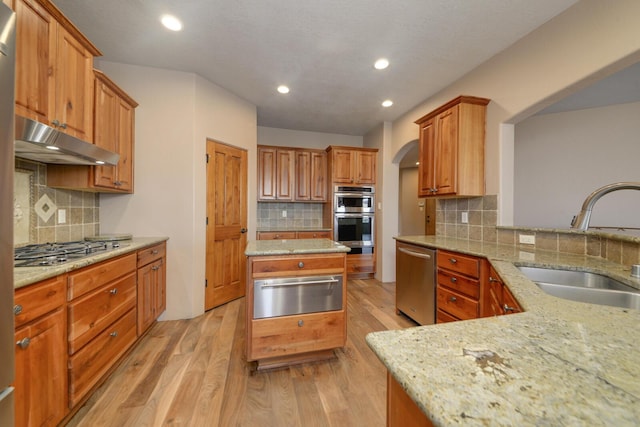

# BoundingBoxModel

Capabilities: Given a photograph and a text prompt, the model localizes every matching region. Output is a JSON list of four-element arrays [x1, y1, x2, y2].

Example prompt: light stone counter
[[14, 237, 168, 289], [366, 235, 640, 426], [245, 238, 350, 256]]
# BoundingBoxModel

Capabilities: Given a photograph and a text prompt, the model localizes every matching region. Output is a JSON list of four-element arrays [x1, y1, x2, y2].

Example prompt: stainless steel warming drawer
[[253, 275, 343, 319]]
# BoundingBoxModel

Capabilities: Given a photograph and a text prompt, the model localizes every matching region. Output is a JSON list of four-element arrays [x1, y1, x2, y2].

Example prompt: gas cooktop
[[14, 240, 126, 267]]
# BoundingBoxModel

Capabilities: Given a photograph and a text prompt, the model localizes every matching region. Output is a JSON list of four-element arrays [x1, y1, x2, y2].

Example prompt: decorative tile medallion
[[34, 193, 57, 224]]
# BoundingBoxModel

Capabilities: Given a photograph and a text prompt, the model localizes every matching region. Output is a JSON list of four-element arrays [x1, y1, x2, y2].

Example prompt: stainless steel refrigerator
[[0, 2, 16, 426]]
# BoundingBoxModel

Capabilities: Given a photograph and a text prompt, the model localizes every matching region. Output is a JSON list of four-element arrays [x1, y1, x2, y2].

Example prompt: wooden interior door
[[205, 140, 248, 310]]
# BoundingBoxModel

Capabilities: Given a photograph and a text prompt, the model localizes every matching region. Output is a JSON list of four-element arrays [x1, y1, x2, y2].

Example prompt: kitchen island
[[245, 238, 350, 370], [367, 235, 640, 426]]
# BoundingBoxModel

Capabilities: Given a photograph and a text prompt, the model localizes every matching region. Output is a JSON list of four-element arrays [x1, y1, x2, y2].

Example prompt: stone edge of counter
[[14, 237, 169, 289], [245, 238, 351, 256]]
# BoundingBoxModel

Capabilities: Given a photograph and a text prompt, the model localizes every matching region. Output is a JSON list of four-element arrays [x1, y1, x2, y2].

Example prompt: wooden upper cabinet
[[295, 150, 327, 201], [93, 70, 137, 192], [12, 0, 100, 142], [258, 146, 327, 202], [327, 146, 378, 185], [415, 96, 489, 197], [258, 146, 294, 201]]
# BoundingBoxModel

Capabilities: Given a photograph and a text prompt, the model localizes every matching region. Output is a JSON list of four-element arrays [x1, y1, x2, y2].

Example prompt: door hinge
[[206, 217, 209, 225], [205, 279, 208, 288], [206, 153, 210, 163]]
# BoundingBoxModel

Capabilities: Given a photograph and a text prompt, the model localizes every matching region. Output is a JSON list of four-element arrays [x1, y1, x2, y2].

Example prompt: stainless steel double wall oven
[[333, 185, 374, 255]]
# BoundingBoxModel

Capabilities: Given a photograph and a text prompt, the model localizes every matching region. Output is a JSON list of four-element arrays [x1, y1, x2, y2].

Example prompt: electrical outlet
[[282, 210, 287, 218], [58, 209, 66, 224], [461, 211, 469, 224], [519, 234, 535, 245]]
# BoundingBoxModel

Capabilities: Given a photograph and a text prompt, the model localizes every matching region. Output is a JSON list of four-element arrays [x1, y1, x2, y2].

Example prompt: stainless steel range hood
[[14, 116, 119, 166]]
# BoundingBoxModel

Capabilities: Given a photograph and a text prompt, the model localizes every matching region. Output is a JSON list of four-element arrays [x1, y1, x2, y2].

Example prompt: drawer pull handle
[[449, 258, 457, 264], [110, 288, 118, 295], [504, 304, 516, 313], [449, 296, 457, 302], [110, 331, 118, 338], [298, 262, 304, 268], [151, 249, 159, 255], [450, 277, 457, 283], [16, 337, 30, 349], [298, 320, 304, 327], [489, 276, 499, 283], [151, 265, 160, 271], [13, 305, 23, 316]]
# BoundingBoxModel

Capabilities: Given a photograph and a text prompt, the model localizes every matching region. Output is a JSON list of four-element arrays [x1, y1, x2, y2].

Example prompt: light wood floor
[[67, 279, 416, 427]]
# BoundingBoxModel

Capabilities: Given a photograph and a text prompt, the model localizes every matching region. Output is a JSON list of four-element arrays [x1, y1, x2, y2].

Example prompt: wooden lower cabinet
[[246, 252, 347, 369], [14, 275, 67, 427], [346, 252, 375, 277], [387, 372, 433, 427], [136, 242, 167, 336], [436, 250, 483, 322], [484, 266, 523, 317]]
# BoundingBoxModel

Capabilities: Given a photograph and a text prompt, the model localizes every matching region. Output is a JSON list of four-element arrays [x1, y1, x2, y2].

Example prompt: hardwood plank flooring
[[67, 279, 417, 427]]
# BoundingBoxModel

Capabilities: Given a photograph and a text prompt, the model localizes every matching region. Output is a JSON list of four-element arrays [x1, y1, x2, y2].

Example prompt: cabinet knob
[[489, 276, 499, 282], [13, 305, 22, 316], [298, 262, 304, 268], [450, 277, 457, 283], [503, 304, 516, 313], [298, 320, 304, 327], [151, 265, 160, 271], [16, 337, 30, 349], [109, 288, 118, 295], [110, 331, 118, 338], [449, 296, 457, 302], [151, 249, 159, 255], [448, 258, 457, 264], [114, 181, 123, 187]]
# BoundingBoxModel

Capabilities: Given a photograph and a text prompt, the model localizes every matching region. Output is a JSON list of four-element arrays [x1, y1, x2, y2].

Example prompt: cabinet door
[[276, 149, 294, 200], [154, 258, 167, 318], [13, 0, 56, 124], [15, 308, 67, 427], [114, 95, 135, 191], [310, 151, 327, 201], [257, 147, 276, 200], [294, 150, 311, 201], [355, 151, 376, 184], [418, 118, 436, 197], [434, 106, 458, 195], [137, 262, 155, 336], [93, 76, 118, 189], [331, 148, 354, 183], [54, 23, 94, 141]]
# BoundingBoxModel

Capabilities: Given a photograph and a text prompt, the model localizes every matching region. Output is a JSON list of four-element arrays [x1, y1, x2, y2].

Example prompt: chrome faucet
[[570, 182, 640, 231]]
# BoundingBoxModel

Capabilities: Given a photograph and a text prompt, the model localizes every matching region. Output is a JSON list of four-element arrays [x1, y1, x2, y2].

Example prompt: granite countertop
[[14, 237, 168, 289], [366, 235, 640, 426], [245, 238, 350, 256]]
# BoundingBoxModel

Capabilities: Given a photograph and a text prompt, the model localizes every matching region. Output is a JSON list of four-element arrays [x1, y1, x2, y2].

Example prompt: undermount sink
[[517, 266, 640, 310]]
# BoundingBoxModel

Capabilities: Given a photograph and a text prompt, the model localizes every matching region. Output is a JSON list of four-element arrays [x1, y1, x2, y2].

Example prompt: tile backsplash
[[435, 195, 498, 242], [257, 202, 324, 229], [14, 159, 99, 246]]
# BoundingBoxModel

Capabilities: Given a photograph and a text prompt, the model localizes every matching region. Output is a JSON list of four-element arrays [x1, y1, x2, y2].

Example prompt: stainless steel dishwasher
[[395, 241, 436, 325]]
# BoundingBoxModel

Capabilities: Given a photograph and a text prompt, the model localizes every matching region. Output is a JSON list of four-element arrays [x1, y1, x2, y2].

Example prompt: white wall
[[514, 101, 640, 229], [390, 0, 640, 227], [258, 126, 362, 149], [96, 61, 257, 320]]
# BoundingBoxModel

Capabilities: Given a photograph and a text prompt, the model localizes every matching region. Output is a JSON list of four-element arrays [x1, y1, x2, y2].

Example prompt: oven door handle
[[334, 213, 375, 218], [260, 278, 340, 288]]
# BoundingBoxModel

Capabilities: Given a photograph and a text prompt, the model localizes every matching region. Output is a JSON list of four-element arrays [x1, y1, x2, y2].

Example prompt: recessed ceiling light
[[382, 99, 393, 107], [374, 58, 389, 70], [277, 85, 290, 94], [161, 14, 183, 31]]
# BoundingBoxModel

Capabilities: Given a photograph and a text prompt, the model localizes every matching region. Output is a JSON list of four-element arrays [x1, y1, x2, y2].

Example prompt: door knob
[[240, 228, 247, 234]]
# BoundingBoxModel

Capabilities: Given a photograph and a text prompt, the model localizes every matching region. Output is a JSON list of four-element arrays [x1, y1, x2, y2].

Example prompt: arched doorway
[[396, 140, 435, 235]]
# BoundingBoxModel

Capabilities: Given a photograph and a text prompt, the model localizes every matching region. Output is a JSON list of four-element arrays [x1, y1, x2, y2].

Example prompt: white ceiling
[[51, 0, 578, 136]]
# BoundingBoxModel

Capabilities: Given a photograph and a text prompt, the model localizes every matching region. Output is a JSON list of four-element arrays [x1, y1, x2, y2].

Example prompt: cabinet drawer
[[68, 253, 137, 300], [14, 275, 66, 328], [437, 270, 480, 299], [68, 309, 137, 407], [296, 231, 331, 239], [257, 231, 297, 240], [249, 310, 345, 361], [436, 309, 458, 324], [251, 254, 345, 277], [137, 242, 166, 267], [437, 287, 478, 320], [346, 253, 375, 274], [68, 272, 137, 354], [437, 250, 480, 278]]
